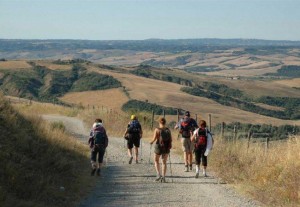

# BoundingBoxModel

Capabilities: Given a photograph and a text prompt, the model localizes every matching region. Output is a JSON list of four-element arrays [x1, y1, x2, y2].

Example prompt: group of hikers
[[87, 111, 213, 182]]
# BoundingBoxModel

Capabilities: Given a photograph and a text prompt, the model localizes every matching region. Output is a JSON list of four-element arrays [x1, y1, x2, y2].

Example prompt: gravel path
[[42, 115, 261, 207]]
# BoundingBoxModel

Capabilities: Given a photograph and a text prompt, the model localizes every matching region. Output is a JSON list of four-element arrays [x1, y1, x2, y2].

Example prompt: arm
[[150, 128, 158, 145], [190, 128, 197, 142]]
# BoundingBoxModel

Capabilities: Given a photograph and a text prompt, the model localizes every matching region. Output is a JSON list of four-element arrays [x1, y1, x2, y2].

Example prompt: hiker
[[123, 115, 143, 164], [150, 117, 172, 183], [175, 111, 198, 172], [88, 118, 108, 176], [191, 120, 213, 178]]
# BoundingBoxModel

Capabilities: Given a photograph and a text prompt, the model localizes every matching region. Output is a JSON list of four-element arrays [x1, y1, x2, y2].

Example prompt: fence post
[[247, 130, 252, 150], [233, 125, 237, 142], [265, 137, 269, 154], [195, 114, 198, 122], [221, 122, 225, 139], [177, 109, 179, 122], [208, 114, 212, 132], [163, 110, 165, 118], [151, 110, 154, 130]]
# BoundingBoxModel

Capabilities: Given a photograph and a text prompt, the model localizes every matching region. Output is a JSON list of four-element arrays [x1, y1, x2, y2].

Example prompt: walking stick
[[140, 139, 143, 161], [149, 144, 152, 164], [169, 153, 173, 183], [105, 149, 108, 166]]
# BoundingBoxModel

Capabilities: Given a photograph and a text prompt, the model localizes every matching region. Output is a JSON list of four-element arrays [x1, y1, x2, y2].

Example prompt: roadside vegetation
[[0, 94, 91, 207], [210, 135, 300, 206]]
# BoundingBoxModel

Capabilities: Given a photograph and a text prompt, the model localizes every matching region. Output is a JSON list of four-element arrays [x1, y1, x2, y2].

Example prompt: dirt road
[[42, 115, 261, 207]]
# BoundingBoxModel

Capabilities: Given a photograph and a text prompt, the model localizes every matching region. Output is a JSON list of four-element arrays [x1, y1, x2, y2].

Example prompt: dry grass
[[210, 136, 300, 206], [7, 96, 81, 117], [0, 94, 92, 207], [273, 78, 300, 88], [60, 88, 129, 112], [0, 60, 32, 69], [35, 61, 72, 70]]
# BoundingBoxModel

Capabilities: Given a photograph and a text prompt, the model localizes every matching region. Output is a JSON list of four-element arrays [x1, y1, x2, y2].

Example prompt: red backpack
[[195, 128, 207, 149]]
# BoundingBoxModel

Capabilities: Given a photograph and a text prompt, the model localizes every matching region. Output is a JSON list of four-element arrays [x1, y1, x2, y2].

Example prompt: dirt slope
[[42, 115, 261, 207]]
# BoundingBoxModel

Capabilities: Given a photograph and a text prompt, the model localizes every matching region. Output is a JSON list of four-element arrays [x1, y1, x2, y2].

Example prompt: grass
[[0, 94, 93, 207], [209, 136, 300, 206]]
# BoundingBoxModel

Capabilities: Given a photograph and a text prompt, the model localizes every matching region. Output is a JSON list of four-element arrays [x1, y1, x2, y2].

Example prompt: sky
[[0, 0, 300, 41]]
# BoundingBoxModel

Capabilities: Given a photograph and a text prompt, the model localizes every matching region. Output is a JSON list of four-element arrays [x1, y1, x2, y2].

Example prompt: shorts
[[181, 138, 194, 152], [154, 144, 170, 155], [194, 147, 207, 166], [127, 136, 140, 149], [91, 145, 106, 163]]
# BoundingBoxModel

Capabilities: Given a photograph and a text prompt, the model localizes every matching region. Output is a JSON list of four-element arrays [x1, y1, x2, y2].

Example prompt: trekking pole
[[169, 153, 173, 183], [140, 139, 143, 162], [105, 149, 108, 166], [149, 144, 152, 164]]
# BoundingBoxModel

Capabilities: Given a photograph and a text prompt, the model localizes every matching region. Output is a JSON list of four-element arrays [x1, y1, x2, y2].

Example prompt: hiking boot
[[155, 175, 162, 182], [96, 168, 101, 176], [129, 157, 133, 164], [195, 172, 199, 178], [161, 177, 166, 183], [91, 168, 96, 176], [189, 165, 192, 171], [184, 165, 189, 172]]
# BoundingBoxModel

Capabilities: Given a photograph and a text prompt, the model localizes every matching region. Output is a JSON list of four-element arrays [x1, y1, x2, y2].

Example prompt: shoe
[[96, 168, 101, 176], [91, 168, 96, 176], [189, 165, 192, 171], [184, 166, 189, 172], [129, 157, 133, 164], [195, 172, 199, 178], [161, 177, 166, 183], [203, 172, 208, 177], [135, 160, 138, 164], [155, 175, 162, 182]]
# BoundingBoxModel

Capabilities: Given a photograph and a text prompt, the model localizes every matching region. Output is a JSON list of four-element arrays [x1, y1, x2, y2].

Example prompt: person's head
[[131, 114, 137, 120], [184, 111, 190, 117], [95, 118, 102, 123], [159, 117, 166, 126], [199, 120, 206, 128]]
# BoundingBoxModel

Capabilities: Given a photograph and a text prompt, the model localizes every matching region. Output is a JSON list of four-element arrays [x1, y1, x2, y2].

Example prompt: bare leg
[[154, 154, 161, 176], [184, 152, 188, 165], [162, 154, 168, 177], [128, 148, 133, 157], [134, 147, 139, 161], [188, 152, 193, 165]]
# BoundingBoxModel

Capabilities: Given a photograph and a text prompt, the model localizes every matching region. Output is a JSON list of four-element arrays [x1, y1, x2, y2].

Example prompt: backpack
[[128, 120, 141, 134], [92, 125, 108, 148], [195, 128, 208, 149], [180, 118, 192, 138], [157, 127, 172, 150]]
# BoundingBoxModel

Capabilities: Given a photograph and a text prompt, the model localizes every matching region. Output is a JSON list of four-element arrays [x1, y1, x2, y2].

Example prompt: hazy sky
[[1, 0, 300, 40]]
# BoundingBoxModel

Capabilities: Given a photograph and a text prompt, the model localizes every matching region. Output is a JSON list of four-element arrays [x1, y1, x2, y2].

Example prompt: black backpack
[[93, 125, 107, 147], [157, 127, 172, 150], [128, 120, 141, 134]]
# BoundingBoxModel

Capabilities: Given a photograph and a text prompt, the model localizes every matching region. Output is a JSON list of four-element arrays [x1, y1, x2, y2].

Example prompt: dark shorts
[[127, 136, 140, 149], [154, 144, 170, 155], [194, 147, 207, 166], [91, 145, 106, 163]]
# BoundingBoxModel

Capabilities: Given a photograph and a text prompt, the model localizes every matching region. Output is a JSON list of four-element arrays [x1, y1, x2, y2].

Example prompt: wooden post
[[221, 122, 225, 139], [195, 114, 198, 122], [151, 110, 154, 130], [247, 131, 252, 150], [208, 114, 212, 132], [177, 109, 179, 122], [233, 125, 237, 142], [163, 110, 165, 118], [265, 137, 269, 154]]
